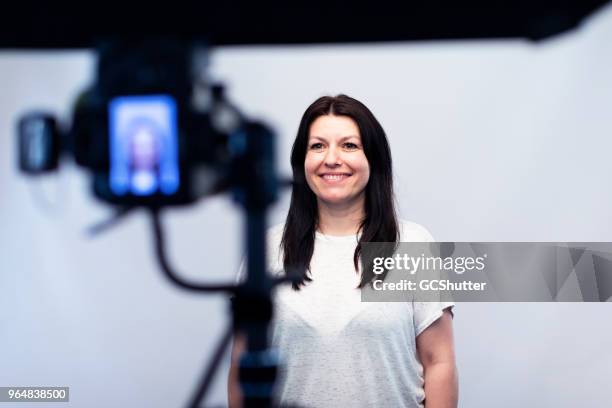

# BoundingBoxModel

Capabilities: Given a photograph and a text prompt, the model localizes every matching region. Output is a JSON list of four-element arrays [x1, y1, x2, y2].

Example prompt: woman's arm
[[228, 332, 246, 408], [416, 309, 458, 408]]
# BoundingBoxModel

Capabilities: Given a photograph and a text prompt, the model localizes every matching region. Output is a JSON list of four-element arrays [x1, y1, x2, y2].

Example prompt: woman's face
[[304, 115, 370, 207]]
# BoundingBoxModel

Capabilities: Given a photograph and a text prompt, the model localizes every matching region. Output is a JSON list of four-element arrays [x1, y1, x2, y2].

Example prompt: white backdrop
[[1, 4, 612, 407]]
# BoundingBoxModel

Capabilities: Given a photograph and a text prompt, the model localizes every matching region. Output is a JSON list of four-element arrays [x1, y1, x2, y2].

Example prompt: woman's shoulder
[[267, 222, 285, 243], [265, 222, 286, 255], [264, 223, 286, 270], [398, 219, 435, 242]]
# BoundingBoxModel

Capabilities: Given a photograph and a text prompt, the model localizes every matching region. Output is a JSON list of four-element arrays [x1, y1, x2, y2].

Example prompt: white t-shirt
[[246, 220, 454, 408]]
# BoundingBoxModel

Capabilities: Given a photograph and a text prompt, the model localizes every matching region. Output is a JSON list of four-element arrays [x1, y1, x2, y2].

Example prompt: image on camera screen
[[109, 95, 180, 196]]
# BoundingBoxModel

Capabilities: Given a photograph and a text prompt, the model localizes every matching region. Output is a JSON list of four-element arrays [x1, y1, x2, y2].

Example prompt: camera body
[[19, 40, 235, 207], [73, 40, 231, 206]]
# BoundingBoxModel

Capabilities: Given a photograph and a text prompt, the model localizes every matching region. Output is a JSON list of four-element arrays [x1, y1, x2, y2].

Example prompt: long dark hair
[[281, 94, 399, 289]]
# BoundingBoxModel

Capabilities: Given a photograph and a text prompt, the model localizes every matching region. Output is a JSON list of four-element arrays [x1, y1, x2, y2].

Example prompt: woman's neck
[[316, 195, 365, 236]]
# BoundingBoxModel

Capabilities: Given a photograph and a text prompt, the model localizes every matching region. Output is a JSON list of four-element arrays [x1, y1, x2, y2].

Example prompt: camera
[[15, 38, 286, 408], [18, 39, 242, 207]]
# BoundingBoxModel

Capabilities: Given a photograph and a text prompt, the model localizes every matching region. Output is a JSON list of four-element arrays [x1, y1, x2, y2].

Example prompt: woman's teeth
[[323, 174, 349, 180]]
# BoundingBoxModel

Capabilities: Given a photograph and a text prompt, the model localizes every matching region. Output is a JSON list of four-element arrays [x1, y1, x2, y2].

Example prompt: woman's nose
[[324, 147, 341, 167]]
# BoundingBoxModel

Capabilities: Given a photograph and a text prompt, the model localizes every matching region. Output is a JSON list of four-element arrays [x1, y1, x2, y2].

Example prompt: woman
[[229, 95, 457, 408]]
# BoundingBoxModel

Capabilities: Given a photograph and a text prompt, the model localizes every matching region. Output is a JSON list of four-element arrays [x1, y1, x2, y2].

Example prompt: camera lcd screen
[[109, 95, 180, 196]]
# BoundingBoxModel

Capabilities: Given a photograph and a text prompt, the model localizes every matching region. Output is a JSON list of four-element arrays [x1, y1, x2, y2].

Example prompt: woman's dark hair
[[281, 94, 399, 289]]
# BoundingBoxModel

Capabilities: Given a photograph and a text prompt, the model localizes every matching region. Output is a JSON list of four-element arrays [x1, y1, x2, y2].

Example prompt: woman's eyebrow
[[309, 136, 327, 142], [309, 135, 360, 142], [338, 135, 360, 141]]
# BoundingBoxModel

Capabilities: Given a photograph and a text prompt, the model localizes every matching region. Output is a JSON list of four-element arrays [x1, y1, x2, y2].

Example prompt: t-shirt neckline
[[315, 230, 361, 243]]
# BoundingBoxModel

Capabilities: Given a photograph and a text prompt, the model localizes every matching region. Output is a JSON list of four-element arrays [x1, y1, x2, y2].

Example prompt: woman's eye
[[309, 143, 324, 150], [343, 142, 359, 150]]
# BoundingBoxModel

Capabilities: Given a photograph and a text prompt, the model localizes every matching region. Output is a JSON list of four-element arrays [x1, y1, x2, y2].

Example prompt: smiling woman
[[305, 115, 370, 212], [283, 95, 399, 286], [228, 94, 457, 408]]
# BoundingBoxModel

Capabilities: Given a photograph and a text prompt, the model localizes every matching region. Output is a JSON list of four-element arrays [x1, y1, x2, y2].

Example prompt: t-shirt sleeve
[[399, 219, 435, 243], [402, 220, 455, 336], [414, 301, 455, 337]]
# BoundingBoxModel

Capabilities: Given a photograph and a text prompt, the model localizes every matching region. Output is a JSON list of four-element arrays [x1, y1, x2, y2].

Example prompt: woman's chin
[[317, 194, 360, 208]]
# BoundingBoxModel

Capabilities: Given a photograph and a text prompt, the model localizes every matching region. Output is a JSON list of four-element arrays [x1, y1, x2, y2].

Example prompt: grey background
[[1, 4, 612, 407]]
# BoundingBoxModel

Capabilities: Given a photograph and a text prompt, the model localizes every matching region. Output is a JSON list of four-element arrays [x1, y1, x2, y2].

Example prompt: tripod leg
[[187, 323, 234, 408]]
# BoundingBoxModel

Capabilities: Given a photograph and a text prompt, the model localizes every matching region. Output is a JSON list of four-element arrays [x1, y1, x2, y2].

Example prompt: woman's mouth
[[320, 173, 351, 182]]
